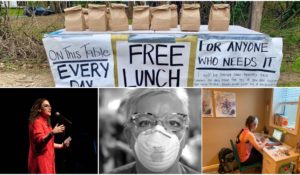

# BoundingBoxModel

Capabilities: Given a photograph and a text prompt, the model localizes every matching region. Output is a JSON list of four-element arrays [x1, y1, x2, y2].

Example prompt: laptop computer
[[267, 128, 283, 145]]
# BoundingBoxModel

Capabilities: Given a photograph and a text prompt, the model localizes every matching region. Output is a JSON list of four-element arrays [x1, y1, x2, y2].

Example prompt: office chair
[[230, 139, 262, 173]]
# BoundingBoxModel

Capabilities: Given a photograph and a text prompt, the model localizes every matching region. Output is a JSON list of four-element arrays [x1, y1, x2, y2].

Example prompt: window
[[271, 88, 300, 134]]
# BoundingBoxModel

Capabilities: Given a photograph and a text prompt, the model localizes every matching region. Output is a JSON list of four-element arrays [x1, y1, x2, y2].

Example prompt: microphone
[[55, 112, 72, 125]]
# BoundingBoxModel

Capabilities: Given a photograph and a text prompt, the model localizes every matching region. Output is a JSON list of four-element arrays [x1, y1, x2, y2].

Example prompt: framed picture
[[202, 89, 213, 117], [214, 91, 236, 117]]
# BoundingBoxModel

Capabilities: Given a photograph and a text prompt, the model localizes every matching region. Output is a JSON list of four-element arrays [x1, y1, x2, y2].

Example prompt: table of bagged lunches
[[43, 3, 283, 87]]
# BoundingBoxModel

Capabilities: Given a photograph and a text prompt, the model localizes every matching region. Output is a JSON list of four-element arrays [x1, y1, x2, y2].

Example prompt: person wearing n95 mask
[[110, 89, 199, 174]]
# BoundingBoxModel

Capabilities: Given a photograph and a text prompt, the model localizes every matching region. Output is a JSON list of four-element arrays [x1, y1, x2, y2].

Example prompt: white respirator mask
[[134, 125, 184, 172]]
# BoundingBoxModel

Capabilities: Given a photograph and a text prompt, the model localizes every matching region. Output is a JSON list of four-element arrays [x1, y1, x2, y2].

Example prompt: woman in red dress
[[28, 98, 71, 174]]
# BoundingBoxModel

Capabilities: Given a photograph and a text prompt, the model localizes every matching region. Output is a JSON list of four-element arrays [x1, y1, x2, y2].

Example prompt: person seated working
[[236, 115, 269, 167]]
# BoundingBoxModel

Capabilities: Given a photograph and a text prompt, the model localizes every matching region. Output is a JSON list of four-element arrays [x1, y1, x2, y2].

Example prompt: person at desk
[[236, 115, 268, 166]]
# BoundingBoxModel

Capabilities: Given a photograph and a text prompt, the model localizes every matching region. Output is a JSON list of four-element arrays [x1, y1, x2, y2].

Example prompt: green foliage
[[291, 57, 300, 72], [128, 19, 132, 25], [262, 2, 300, 73], [230, 1, 250, 27], [280, 2, 300, 26]]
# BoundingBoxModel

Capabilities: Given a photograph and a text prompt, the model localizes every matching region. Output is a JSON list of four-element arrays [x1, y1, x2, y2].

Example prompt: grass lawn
[[1, 8, 24, 16]]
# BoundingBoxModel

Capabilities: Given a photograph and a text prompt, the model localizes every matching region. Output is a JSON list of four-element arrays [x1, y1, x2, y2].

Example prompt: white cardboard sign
[[43, 34, 114, 87], [116, 41, 191, 87], [194, 38, 283, 87]]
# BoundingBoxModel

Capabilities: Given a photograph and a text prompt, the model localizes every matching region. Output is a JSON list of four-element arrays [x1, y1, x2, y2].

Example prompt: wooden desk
[[262, 143, 299, 173], [253, 133, 299, 173]]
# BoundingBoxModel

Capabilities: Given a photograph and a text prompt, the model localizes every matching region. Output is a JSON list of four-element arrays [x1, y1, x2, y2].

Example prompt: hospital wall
[[202, 88, 268, 167]]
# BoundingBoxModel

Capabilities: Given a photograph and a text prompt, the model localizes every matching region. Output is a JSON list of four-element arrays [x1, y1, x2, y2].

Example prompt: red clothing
[[28, 116, 55, 174], [236, 128, 253, 162]]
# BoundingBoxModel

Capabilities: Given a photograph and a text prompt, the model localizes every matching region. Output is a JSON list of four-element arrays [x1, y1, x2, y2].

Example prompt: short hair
[[123, 88, 189, 124], [245, 115, 258, 129]]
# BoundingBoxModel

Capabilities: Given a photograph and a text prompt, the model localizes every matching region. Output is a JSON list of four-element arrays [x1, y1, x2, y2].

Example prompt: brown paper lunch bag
[[132, 5, 150, 30], [150, 5, 171, 31], [64, 5, 85, 31], [88, 4, 107, 31], [208, 4, 230, 31], [108, 3, 128, 31], [180, 4, 201, 31], [82, 8, 89, 29], [170, 4, 178, 28]]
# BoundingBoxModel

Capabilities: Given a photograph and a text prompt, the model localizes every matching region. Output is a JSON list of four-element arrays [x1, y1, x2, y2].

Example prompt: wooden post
[[249, 1, 264, 32]]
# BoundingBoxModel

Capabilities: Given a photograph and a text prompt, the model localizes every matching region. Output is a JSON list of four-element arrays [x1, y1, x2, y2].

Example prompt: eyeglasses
[[129, 112, 188, 132]]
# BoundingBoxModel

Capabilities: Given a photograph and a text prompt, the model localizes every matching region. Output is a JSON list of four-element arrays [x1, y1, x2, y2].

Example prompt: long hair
[[29, 98, 51, 124]]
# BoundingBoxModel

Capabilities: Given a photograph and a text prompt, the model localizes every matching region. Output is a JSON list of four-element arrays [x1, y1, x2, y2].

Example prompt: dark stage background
[[0, 88, 98, 174]]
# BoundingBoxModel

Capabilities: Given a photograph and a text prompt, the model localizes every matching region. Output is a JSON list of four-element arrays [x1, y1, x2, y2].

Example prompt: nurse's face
[[40, 100, 52, 117], [128, 93, 188, 156], [135, 93, 186, 136]]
